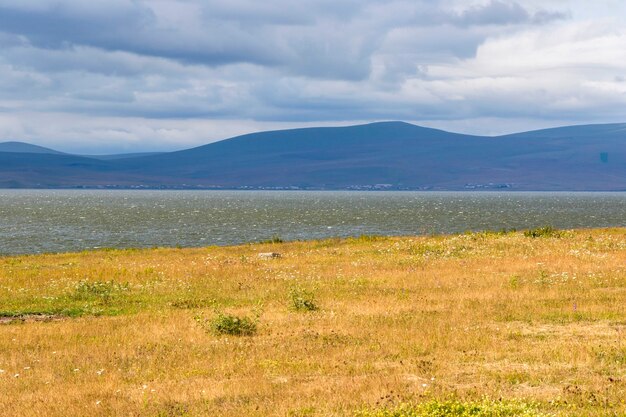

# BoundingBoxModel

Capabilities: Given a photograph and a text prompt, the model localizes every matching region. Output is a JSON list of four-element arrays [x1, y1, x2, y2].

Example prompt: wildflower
[[96, 401, 101, 405]]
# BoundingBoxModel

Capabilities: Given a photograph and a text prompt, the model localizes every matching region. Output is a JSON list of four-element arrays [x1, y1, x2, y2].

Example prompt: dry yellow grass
[[1, 228, 625, 416]]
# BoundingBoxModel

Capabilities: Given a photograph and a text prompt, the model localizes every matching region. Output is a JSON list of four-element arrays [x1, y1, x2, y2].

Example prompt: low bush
[[289, 286, 318, 312], [196, 312, 257, 336], [523, 226, 561, 238], [259, 235, 284, 244]]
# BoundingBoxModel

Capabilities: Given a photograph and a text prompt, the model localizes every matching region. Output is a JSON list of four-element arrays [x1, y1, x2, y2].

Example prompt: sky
[[0, 0, 625, 154]]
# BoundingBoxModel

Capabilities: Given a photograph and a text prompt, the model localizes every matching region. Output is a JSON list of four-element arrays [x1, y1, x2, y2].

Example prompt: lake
[[0, 190, 625, 255]]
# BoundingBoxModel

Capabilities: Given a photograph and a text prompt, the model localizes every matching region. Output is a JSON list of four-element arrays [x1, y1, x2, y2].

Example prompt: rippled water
[[0, 190, 624, 255]]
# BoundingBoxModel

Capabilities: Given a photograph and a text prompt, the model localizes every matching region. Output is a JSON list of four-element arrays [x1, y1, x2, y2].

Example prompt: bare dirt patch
[[0, 314, 65, 325]]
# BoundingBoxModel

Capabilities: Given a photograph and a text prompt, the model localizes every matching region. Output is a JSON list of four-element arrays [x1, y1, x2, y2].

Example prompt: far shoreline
[[2, 187, 626, 192], [2, 226, 624, 259]]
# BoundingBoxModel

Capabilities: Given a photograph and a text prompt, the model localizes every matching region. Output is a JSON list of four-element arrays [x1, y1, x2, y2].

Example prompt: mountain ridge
[[0, 141, 67, 155], [1, 121, 624, 190]]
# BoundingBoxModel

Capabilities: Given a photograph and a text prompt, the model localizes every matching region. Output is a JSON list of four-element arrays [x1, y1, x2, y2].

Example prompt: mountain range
[[0, 121, 624, 190]]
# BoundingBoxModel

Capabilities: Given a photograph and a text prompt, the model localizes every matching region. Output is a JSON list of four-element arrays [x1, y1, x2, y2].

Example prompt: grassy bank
[[1, 228, 625, 416]]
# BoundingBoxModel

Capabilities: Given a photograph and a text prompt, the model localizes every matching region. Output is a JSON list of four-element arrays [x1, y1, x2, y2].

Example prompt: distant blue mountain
[[82, 152, 165, 161], [0, 142, 164, 161], [1, 122, 624, 190], [0, 141, 66, 155]]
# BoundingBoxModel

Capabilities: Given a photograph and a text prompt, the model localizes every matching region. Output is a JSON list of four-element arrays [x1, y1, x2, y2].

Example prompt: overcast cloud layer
[[0, 0, 625, 153]]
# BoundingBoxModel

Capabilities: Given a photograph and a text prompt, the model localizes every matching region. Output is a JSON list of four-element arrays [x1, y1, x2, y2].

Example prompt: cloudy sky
[[0, 0, 625, 153]]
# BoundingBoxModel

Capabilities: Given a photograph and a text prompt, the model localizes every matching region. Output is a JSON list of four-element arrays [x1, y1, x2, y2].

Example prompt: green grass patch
[[594, 346, 626, 365], [71, 280, 130, 302], [356, 399, 553, 417]]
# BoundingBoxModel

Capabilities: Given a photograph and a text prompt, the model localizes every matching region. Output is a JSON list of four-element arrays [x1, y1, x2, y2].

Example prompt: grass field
[[1, 228, 625, 416]]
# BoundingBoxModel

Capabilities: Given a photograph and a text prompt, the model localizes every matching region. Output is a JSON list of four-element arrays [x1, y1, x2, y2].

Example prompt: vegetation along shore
[[1, 227, 625, 416]]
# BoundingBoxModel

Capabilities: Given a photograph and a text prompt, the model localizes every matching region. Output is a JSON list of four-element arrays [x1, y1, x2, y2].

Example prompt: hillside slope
[[0, 122, 624, 190], [0, 141, 66, 155]]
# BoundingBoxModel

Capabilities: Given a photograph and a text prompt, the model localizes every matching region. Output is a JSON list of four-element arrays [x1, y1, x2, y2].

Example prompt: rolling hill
[[0, 122, 624, 190], [0, 141, 66, 155]]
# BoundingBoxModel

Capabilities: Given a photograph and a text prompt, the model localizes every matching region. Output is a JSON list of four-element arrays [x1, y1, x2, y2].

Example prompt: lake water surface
[[1, 190, 625, 255]]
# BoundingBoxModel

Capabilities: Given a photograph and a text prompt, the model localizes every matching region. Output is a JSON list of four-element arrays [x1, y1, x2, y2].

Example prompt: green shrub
[[260, 235, 284, 244], [523, 226, 561, 238], [196, 312, 257, 336], [289, 286, 318, 312]]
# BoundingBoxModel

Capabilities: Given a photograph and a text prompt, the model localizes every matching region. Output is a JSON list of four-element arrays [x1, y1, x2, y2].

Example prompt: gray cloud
[[0, 1, 623, 154], [0, 1, 565, 77], [0, 0, 379, 79], [453, 0, 567, 26]]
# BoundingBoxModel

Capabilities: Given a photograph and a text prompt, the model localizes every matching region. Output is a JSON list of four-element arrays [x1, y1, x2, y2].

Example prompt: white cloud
[[0, 1, 624, 152], [0, 112, 367, 153]]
